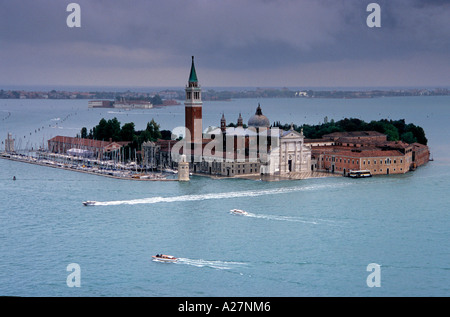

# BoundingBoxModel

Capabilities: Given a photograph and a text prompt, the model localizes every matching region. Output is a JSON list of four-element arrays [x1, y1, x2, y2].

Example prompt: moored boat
[[152, 254, 178, 262], [348, 170, 372, 178]]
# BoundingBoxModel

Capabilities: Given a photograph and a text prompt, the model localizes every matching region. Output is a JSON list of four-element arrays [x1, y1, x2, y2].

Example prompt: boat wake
[[176, 258, 247, 270], [93, 182, 350, 206], [241, 212, 319, 224]]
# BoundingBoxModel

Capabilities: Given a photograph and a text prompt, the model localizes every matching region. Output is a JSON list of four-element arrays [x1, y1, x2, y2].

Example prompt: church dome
[[248, 104, 270, 128]]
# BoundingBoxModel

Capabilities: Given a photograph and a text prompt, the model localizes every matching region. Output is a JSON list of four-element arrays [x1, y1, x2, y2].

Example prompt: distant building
[[88, 99, 152, 109], [88, 100, 114, 108], [5, 133, 15, 153], [48, 136, 129, 159]]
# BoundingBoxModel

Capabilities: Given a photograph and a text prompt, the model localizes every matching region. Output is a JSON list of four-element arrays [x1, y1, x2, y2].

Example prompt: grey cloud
[[0, 0, 449, 86]]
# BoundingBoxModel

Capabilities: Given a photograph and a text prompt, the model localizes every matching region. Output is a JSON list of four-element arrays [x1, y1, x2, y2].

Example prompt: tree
[[150, 95, 163, 105], [80, 127, 88, 139], [106, 117, 121, 141], [94, 118, 108, 140], [120, 122, 135, 142], [146, 119, 162, 141], [400, 131, 417, 144]]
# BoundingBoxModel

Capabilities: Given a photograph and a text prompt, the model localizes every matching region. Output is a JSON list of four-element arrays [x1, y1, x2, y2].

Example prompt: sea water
[[0, 96, 449, 296]]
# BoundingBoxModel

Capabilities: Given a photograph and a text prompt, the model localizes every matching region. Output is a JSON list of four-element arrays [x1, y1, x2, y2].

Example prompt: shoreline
[[1, 152, 341, 182]]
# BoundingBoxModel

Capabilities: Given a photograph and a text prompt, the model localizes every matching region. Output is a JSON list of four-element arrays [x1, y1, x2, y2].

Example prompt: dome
[[248, 104, 270, 128]]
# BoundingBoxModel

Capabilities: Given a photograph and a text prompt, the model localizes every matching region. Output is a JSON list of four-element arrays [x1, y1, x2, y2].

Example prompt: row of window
[[362, 158, 402, 165], [324, 156, 403, 165], [222, 169, 256, 174]]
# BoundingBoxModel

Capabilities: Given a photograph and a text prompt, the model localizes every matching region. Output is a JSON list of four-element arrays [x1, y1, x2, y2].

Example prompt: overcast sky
[[0, 0, 449, 88]]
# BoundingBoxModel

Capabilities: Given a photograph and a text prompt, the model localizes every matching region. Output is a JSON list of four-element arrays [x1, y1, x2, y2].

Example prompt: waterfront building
[[48, 136, 128, 159], [88, 100, 113, 108], [310, 131, 429, 175], [261, 126, 311, 175]]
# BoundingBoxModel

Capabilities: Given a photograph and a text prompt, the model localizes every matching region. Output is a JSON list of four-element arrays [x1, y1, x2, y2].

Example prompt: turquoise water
[[0, 96, 449, 296]]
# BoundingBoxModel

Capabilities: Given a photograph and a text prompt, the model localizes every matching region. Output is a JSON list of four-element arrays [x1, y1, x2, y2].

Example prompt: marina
[[0, 152, 177, 181]]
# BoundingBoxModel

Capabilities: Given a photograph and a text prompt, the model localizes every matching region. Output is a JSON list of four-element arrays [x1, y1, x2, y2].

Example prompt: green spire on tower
[[189, 56, 198, 83]]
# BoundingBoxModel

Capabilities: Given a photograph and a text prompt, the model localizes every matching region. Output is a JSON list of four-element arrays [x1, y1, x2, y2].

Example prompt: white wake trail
[[93, 182, 350, 206], [176, 258, 247, 270]]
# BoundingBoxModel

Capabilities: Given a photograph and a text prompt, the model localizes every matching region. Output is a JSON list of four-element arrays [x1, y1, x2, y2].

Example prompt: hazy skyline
[[0, 0, 449, 89]]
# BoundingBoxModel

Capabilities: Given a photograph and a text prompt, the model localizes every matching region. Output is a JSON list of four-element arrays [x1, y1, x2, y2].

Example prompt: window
[[374, 160, 377, 164]]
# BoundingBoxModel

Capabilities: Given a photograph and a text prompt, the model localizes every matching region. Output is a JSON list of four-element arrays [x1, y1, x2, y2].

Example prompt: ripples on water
[[1, 97, 449, 297]]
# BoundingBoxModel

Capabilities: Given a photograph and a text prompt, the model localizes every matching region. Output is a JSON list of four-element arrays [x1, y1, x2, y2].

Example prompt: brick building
[[48, 136, 128, 158], [310, 131, 429, 175]]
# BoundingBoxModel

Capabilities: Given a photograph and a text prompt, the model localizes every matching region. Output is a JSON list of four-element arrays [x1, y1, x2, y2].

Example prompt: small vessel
[[348, 170, 372, 178], [230, 209, 248, 215], [82, 201, 97, 206], [152, 254, 178, 262]]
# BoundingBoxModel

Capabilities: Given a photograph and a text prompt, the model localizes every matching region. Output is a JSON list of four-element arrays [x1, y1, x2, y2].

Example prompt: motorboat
[[348, 170, 372, 178], [230, 209, 248, 215], [152, 254, 178, 262], [82, 201, 97, 206]]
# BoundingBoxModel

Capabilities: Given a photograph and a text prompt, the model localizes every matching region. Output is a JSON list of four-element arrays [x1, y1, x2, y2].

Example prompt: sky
[[0, 0, 449, 89]]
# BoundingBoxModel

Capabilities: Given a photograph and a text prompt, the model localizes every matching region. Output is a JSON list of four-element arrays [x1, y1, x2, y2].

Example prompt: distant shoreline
[[1, 87, 448, 101]]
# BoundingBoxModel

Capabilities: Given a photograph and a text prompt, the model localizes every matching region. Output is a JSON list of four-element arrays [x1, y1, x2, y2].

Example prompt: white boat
[[230, 209, 248, 215], [348, 170, 372, 178], [164, 168, 178, 174], [82, 201, 97, 206], [152, 254, 178, 262]]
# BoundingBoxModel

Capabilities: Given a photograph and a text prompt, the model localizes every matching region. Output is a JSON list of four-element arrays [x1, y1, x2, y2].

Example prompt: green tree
[[146, 119, 162, 141], [94, 118, 108, 140], [400, 131, 417, 144], [80, 127, 88, 139], [120, 122, 135, 141], [106, 117, 121, 141]]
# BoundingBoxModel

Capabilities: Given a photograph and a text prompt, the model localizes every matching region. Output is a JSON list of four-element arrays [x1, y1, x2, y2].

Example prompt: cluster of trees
[[78, 117, 172, 160], [273, 118, 427, 145]]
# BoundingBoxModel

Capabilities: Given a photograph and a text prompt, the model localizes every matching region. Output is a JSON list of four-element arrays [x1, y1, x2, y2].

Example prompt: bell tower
[[185, 56, 203, 146]]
